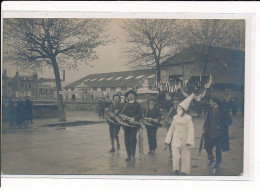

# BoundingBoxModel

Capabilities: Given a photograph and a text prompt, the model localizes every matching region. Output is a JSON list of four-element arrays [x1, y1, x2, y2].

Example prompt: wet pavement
[[1, 111, 244, 176]]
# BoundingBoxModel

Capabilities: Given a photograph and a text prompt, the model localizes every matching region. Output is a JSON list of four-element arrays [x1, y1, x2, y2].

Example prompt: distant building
[[160, 45, 245, 100], [2, 69, 13, 98], [11, 71, 39, 99], [2, 70, 66, 100], [63, 46, 244, 102], [38, 78, 57, 99], [63, 69, 156, 100]]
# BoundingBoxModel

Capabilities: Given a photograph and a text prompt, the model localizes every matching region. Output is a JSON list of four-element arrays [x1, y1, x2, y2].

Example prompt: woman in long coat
[[165, 94, 195, 175]]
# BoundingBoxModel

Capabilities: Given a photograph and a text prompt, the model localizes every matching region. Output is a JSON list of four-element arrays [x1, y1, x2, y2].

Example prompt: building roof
[[38, 78, 57, 82], [64, 69, 156, 89], [162, 45, 245, 69], [162, 45, 244, 85]]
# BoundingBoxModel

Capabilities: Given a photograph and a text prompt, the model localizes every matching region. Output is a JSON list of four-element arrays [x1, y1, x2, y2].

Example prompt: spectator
[[7, 98, 16, 128]]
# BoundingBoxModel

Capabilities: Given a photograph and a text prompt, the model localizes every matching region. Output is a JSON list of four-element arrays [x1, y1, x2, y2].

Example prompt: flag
[[205, 74, 212, 89]]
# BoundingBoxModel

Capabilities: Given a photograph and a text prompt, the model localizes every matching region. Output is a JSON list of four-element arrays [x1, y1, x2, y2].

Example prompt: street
[[1, 111, 243, 176]]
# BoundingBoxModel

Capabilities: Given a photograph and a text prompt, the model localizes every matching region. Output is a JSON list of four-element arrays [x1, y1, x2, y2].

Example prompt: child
[[165, 94, 195, 175]]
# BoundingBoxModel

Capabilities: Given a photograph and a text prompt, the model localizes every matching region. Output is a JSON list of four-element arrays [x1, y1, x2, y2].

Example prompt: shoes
[[109, 148, 115, 153], [208, 160, 214, 167], [117, 144, 120, 151], [213, 163, 220, 169], [174, 170, 179, 175], [125, 157, 131, 162], [148, 150, 155, 155]]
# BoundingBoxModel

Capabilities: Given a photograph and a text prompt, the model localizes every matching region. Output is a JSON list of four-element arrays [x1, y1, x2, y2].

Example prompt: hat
[[125, 90, 138, 97], [113, 94, 121, 100], [178, 93, 194, 111]]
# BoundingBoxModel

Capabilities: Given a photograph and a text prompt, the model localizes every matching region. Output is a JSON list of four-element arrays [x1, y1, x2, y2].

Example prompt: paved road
[[1, 111, 243, 176]]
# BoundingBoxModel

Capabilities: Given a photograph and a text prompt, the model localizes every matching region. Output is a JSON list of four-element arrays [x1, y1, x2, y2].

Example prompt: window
[[125, 76, 134, 80], [106, 77, 114, 80], [110, 87, 116, 91], [21, 83, 24, 88], [29, 83, 32, 88], [121, 86, 127, 91], [93, 87, 97, 91], [115, 76, 122, 80], [146, 74, 155, 78], [101, 87, 106, 91], [135, 75, 145, 79]]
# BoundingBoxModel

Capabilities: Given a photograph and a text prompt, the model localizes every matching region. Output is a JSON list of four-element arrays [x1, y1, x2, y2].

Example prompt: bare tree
[[120, 19, 178, 87], [3, 18, 111, 121], [178, 19, 243, 74]]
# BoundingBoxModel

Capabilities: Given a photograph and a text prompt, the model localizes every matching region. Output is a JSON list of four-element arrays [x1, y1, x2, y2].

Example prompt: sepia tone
[[2, 18, 244, 176]]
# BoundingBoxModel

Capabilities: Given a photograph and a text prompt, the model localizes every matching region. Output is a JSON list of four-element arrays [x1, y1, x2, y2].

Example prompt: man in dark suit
[[121, 90, 142, 162], [203, 96, 232, 169], [144, 98, 161, 155]]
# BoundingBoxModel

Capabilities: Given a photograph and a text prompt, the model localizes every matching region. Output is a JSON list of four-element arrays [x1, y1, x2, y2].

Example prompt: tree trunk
[[202, 60, 208, 76], [51, 57, 66, 121], [156, 60, 161, 89], [156, 61, 161, 89]]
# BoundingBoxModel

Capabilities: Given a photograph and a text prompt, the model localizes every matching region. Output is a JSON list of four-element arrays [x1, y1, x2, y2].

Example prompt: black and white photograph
[[1, 13, 248, 178]]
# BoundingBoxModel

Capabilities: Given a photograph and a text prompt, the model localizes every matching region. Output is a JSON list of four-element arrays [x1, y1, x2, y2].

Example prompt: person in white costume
[[165, 94, 195, 175]]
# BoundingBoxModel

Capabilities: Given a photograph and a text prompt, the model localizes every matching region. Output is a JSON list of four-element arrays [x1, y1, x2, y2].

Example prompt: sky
[[3, 19, 130, 83], [2, 19, 245, 84]]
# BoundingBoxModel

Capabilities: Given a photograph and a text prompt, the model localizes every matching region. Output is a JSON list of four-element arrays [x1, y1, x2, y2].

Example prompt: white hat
[[178, 93, 194, 111]]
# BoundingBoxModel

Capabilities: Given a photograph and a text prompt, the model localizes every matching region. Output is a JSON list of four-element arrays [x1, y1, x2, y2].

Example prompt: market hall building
[[63, 69, 156, 100], [63, 46, 244, 103]]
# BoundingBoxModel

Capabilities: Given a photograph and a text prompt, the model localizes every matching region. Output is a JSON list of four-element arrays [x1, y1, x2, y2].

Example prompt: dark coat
[[145, 104, 161, 129], [24, 99, 33, 120], [203, 104, 232, 152], [203, 106, 222, 139], [219, 103, 232, 152], [145, 104, 161, 120], [122, 101, 142, 122], [109, 102, 124, 115]]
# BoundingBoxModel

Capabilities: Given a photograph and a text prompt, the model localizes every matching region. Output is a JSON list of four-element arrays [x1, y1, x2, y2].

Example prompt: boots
[[109, 139, 115, 152], [125, 156, 131, 161], [109, 147, 115, 153]]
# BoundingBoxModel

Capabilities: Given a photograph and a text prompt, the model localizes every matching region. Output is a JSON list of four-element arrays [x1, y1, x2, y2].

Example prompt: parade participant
[[144, 98, 161, 155], [121, 90, 142, 162], [165, 94, 195, 175], [107, 94, 123, 152], [203, 96, 232, 169], [24, 96, 33, 125]]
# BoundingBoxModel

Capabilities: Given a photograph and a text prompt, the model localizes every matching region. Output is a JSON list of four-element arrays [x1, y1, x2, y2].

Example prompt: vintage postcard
[[1, 2, 254, 182]]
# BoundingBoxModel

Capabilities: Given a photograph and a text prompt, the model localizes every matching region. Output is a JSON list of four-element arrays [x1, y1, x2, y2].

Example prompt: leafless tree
[[121, 19, 178, 87], [3, 18, 111, 121], [178, 19, 243, 74]]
